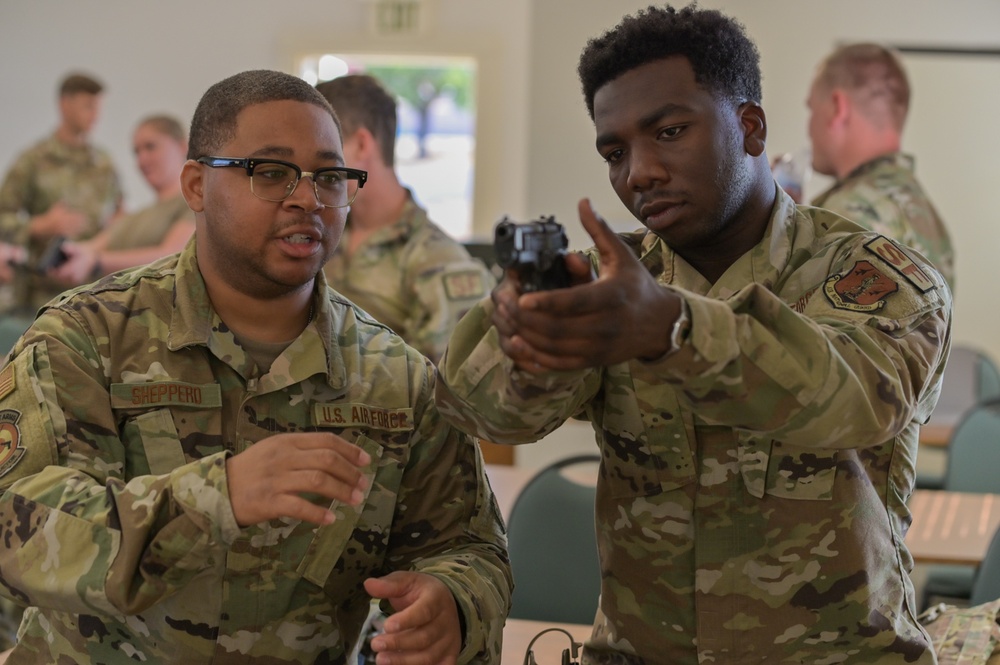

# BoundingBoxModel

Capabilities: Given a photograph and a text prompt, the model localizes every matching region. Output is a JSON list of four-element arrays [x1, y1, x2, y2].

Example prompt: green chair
[[970, 524, 1000, 606], [506, 454, 601, 625], [920, 401, 1000, 609], [0, 315, 32, 357], [918, 345, 1000, 490]]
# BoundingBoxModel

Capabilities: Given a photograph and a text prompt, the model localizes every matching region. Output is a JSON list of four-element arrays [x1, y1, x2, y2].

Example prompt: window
[[299, 54, 477, 240]]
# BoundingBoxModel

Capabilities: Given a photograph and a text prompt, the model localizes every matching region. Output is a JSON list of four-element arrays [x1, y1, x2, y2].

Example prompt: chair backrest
[[505, 454, 601, 625], [970, 525, 1000, 605], [928, 345, 1000, 430], [0, 316, 31, 358], [943, 401, 1000, 493]]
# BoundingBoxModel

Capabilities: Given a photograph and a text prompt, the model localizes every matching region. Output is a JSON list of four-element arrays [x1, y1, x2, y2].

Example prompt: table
[[502, 618, 592, 665], [906, 489, 1000, 565], [919, 422, 954, 447]]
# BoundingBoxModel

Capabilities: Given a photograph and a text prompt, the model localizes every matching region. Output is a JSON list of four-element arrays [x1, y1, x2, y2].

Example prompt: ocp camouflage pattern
[[0, 238, 511, 664], [811, 152, 955, 291], [437, 188, 951, 664], [324, 193, 494, 364], [0, 134, 122, 314]]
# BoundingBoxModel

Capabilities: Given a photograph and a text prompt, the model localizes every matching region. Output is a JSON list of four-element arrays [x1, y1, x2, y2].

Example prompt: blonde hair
[[817, 43, 910, 132], [136, 114, 187, 144]]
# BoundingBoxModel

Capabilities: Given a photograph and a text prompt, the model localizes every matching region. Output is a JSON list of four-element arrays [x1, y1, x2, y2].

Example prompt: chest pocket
[[599, 363, 696, 499], [297, 434, 389, 588], [112, 381, 222, 477], [740, 435, 838, 501], [121, 408, 186, 475]]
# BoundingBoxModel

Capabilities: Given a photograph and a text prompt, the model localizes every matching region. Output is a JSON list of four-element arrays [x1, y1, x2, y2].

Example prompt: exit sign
[[372, 0, 424, 35]]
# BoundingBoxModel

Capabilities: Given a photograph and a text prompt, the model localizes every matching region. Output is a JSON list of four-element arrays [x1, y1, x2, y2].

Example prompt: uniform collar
[[640, 184, 803, 297], [841, 152, 914, 182], [167, 238, 346, 390]]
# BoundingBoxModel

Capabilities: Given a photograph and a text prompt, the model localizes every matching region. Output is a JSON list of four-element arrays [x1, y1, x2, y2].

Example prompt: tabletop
[[906, 488, 1000, 565]]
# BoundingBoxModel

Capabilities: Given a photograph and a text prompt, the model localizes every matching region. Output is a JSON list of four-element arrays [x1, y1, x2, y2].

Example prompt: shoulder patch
[[0, 364, 14, 401], [0, 409, 26, 478], [824, 260, 898, 312], [864, 236, 935, 293], [443, 270, 486, 301]]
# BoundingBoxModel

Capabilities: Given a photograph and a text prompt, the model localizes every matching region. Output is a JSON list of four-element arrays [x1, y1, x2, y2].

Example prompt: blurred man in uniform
[[0, 69, 510, 664], [436, 6, 950, 664], [316, 74, 493, 364], [807, 43, 955, 290], [0, 72, 123, 316]]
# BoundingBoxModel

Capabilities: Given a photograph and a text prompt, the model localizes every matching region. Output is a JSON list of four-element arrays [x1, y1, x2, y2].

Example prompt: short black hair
[[316, 74, 397, 167], [577, 4, 762, 120], [188, 69, 339, 160]]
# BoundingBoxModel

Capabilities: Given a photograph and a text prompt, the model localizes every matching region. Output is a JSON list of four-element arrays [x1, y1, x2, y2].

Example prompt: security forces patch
[[864, 235, 934, 293], [824, 260, 899, 312], [0, 409, 26, 478]]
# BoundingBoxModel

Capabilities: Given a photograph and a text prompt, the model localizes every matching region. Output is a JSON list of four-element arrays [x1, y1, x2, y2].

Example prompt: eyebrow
[[248, 145, 345, 166], [595, 102, 694, 150]]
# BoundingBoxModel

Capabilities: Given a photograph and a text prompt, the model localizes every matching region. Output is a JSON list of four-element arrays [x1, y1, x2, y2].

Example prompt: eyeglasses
[[196, 156, 367, 208]]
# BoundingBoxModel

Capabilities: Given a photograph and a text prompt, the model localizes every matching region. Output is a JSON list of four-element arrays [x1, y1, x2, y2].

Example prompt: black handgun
[[493, 216, 571, 292], [36, 236, 69, 272]]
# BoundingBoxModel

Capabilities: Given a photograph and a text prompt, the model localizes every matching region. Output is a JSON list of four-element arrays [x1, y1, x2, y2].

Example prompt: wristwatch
[[667, 299, 691, 355]]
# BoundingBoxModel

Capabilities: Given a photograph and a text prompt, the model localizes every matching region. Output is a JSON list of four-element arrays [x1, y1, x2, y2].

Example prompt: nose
[[625, 143, 670, 192], [284, 174, 325, 211]]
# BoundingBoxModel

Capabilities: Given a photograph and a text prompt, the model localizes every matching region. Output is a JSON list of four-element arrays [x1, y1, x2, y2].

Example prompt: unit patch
[[443, 270, 486, 301], [313, 403, 414, 432], [824, 260, 899, 312], [0, 409, 25, 478], [864, 236, 935, 293]]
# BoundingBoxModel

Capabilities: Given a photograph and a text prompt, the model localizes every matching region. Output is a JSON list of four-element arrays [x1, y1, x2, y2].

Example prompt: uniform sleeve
[[404, 251, 495, 364], [436, 297, 601, 444], [653, 238, 950, 448], [388, 354, 512, 664], [0, 307, 241, 617], [437, 234, 951, 451], [0, 150, 38, 245]]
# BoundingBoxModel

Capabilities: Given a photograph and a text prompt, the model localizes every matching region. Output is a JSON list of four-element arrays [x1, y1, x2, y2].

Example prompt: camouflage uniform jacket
[[811, 152, 955, 291], [437, 188, 951, 664], [0, 239, 511, 664], [0, 133, 123, 314], [324, 193, 493, 364]]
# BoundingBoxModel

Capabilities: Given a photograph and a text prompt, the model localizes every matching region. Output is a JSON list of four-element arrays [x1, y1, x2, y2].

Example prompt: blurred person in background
[[316, 74, 493, 364], [51, 114, 194, 285], [806, 42, 955, 290], [0, 71, 122, 317]]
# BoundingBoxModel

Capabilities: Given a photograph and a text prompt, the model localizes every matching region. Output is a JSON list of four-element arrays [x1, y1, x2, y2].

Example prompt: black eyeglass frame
[[195, 156, 368, 207]]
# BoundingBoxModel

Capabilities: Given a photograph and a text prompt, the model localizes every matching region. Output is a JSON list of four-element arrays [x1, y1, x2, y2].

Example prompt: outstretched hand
[[364, 571, 462, 665], [491, 198, 683, 371]]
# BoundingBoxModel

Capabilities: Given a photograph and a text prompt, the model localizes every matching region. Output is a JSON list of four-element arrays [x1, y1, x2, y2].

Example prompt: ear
[[180, 159, 206, 213], [739, 102, 767, 157], [349, 127, 380, 161], [831, 89, 851, 126]]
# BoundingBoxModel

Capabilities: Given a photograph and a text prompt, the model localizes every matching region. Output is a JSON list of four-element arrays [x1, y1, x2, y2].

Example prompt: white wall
[[0, 0, 531, 240], [2, 1, 998, 469]]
